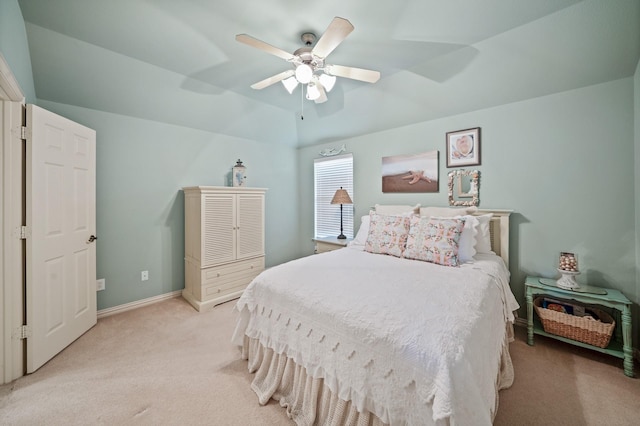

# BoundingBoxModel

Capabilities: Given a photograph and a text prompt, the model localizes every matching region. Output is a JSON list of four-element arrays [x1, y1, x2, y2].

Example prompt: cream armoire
[[182, 186, 266, 312]]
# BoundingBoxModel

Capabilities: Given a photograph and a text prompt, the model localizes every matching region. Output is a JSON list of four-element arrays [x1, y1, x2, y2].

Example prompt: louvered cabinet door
[[201, 193, 236, 267], [236, 193, 265, 260]]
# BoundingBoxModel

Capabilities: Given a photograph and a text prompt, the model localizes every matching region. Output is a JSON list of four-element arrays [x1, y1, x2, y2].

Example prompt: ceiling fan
[[236, 17, 380, 104]]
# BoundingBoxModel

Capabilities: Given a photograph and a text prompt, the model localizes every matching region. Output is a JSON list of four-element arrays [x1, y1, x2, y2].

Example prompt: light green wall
[[1, 0, 301, 312], [635, 60, 640, 323], [38, 101, 299, 310], [298, 77, 638, 344], [0, 0, 35, 103]]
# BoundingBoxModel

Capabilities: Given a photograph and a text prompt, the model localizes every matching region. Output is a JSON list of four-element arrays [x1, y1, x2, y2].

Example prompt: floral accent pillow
[[364, 213, 411, 257], [404, 216, 466, 267]]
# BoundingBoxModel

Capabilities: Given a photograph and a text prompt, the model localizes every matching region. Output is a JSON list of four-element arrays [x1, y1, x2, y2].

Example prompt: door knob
[[87, 235, 98, 243]]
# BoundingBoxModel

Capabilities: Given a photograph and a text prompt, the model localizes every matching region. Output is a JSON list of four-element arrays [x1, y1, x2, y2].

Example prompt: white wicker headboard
[[475, 209, 512, 268]]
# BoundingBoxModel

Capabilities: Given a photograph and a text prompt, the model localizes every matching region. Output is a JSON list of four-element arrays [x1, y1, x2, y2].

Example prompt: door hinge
[[14, 325, 32, 340], [14, 225, 29, 240], [20, 126, 31, 140]]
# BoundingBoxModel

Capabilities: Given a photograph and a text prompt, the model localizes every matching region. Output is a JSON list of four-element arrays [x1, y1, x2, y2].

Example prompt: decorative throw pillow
[[474, 213, 494, 254], [404, 216, 466, 267], [364, 213, 411, 257]]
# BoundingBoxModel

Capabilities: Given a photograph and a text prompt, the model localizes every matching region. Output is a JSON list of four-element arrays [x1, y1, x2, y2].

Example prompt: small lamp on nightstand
[[330, 187, 353, 239]]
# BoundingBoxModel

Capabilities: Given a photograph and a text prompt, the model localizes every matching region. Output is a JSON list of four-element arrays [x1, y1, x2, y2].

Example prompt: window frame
[[314, 153, 354, 239]]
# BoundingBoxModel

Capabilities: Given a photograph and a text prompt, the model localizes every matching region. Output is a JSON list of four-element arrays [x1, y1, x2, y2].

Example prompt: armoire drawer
[[199, 257, 264, 301], [201, 257, 265, 285]]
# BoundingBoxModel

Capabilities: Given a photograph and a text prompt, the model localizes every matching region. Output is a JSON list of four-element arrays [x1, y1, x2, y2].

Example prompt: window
[[314, 153, 354, 239]]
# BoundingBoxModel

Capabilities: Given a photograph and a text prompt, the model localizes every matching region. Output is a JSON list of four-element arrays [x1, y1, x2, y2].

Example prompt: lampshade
[[319, 73, 336, 92], [306, 82, 321, 101], [330, 187, 353, 205], [306, 76, 327, 102], [282, 76, 299, 94], [295, 64, 313, 84]]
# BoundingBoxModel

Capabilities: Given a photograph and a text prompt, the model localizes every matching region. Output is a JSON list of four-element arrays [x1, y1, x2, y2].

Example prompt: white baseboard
[[97, 290, 182, 319]]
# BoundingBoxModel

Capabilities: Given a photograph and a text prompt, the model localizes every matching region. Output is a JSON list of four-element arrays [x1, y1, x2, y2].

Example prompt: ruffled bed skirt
[[241, 325, 515, 426]]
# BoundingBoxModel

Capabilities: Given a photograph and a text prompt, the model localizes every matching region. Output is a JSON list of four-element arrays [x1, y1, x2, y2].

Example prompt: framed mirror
[[448, 170, 479, 206]]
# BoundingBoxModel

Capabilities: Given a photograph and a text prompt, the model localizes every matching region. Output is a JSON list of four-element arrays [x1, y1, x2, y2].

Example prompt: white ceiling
[[18, 0, 640, 147]]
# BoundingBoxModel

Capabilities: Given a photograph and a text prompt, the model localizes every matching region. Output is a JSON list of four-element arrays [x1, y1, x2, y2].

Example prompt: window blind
[[314, 153, 354, 238]]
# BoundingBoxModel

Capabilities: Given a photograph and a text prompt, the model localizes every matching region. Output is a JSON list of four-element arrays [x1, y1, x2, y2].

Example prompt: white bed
[[233, 208, 519, 425]]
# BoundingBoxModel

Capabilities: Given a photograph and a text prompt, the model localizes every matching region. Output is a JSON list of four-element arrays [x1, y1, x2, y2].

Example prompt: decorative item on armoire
[[232, 159, 246, 187]]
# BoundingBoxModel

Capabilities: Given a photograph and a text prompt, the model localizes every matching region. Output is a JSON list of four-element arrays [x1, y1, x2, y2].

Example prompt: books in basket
[[541, 297, 595, 319]]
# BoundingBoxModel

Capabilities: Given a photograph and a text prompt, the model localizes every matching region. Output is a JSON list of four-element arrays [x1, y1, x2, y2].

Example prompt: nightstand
[[312, 236, 352, 254], [525, 276, 634, 377]]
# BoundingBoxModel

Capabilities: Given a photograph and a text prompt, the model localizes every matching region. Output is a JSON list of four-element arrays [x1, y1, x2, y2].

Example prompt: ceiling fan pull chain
[[300, 86, 304, 120]]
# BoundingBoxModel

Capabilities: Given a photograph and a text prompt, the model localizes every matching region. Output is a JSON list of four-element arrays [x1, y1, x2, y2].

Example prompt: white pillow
[[474, 213, 494, 254], [419, 206, 477, 217], [374, 204, 420, 215], [453, 215, 479, 262], [348, 215, 370, 248]]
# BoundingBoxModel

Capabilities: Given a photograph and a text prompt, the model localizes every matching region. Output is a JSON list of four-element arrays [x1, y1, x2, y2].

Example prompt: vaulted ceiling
[[18, 0, 640, 147]]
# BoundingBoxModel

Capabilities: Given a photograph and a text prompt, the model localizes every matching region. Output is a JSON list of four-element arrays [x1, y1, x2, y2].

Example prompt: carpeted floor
[[0, 296, 638, 425]]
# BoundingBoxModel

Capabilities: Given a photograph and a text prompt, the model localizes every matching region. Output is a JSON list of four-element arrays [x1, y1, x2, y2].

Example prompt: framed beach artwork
[[382, 151, 439, 193], [446, 127, 481, 167]]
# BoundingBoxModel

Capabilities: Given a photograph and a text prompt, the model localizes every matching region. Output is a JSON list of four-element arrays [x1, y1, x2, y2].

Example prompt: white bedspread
[[233, 247, 519, 426]]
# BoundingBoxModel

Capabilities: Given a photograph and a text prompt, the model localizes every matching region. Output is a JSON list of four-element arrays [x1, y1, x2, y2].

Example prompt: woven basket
[[533, 297, 615, 348]]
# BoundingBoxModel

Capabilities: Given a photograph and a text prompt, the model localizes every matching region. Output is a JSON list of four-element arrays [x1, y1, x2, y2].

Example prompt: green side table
[[525, 276, 634, 377]]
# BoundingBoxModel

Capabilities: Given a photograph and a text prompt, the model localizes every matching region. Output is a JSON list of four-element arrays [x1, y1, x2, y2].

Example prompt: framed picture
[[381, 150, 438, 193], [446, 127, 481, 167]]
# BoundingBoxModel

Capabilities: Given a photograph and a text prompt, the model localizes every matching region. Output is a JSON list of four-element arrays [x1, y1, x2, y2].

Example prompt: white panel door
[[26, 104, 97, 373]]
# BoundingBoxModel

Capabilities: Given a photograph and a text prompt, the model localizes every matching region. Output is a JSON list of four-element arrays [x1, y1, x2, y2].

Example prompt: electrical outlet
[[96, 279, 106, 291], [141, 270, 149, 281]]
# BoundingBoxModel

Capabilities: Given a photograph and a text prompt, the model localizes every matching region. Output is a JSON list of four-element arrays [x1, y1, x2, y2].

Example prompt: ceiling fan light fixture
[[295, 64, 313, 84], [319, 73, 336, 92], [282, 76, 299, 94], [237, 17, 379, 105]]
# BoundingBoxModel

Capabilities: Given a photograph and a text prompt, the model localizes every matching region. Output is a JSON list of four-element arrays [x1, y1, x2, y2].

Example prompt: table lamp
[[330, 187, 353, 239]]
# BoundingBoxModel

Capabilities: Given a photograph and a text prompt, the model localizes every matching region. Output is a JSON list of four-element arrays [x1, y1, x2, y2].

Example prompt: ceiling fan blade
[[250, 70, 295, 90], [325, 64, 380, 83], [312, 17, 354, 59], [236, 34, 295, 61]]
